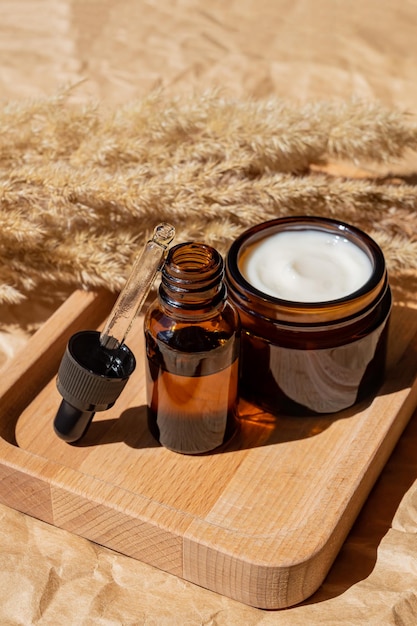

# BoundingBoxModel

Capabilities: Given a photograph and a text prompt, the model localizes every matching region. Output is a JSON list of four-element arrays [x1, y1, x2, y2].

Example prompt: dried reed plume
[[0, 90, 416, 304]]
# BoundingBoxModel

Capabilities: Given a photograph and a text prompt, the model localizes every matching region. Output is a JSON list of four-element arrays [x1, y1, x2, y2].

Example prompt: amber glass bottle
[[144, 242, 240, 454]]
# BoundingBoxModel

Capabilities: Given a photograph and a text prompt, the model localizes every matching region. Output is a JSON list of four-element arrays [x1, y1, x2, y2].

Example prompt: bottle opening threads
[[160, 243, 226, 314]]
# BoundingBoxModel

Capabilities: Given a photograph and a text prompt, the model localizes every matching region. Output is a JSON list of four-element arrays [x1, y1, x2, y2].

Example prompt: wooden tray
[[0, 288, 416, 609]]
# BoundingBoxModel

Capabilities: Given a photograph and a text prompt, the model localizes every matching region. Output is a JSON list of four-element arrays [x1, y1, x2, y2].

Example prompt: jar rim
[[226, 216, 387, 323]]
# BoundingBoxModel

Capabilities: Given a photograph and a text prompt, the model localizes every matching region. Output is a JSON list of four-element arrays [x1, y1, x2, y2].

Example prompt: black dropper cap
[[54, 330, 136, 442]]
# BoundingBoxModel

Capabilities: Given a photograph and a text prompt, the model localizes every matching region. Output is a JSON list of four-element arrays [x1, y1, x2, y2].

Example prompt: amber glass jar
[[144, 242, 240, 454], [225, 216, 391, 415]]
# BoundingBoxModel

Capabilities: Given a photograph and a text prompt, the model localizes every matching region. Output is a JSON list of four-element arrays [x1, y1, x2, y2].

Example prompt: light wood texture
[[0, 287, 416, 609]]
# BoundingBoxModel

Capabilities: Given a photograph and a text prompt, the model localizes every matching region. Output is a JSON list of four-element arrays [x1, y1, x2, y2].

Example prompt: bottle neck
[[159, 242, 227, 317]]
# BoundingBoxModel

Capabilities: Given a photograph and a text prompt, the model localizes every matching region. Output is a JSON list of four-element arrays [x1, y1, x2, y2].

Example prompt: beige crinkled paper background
[[1, 1, 417, 624]]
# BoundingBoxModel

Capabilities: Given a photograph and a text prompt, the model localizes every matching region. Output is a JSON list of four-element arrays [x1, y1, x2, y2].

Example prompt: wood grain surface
[[0, 287, 416, 609]]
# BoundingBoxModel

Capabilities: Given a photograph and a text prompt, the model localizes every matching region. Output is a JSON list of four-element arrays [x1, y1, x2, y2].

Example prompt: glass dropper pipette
[[100, 222, 176, 350]]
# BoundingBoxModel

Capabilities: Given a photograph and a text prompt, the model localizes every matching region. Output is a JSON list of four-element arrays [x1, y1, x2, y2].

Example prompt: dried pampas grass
[[0, 90, 416, 304]]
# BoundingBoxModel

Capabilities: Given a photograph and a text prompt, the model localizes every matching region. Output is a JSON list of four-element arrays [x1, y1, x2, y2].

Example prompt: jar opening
[[226, 216, 388, 324], [240, 228, 374, 303], [230, 217, 385, 302]]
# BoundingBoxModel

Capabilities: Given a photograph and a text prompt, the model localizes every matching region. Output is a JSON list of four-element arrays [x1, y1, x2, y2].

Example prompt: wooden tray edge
[[0, 290, 417, 609]]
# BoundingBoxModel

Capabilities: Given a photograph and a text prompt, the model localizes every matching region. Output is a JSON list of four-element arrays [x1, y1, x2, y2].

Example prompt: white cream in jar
[[226, 217, 391, 415], [239, 229, 373, 302]]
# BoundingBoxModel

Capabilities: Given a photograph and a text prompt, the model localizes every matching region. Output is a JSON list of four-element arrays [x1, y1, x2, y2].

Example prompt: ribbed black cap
[[56, 330, 136, 412]]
